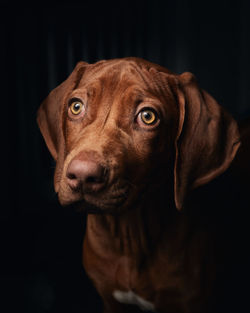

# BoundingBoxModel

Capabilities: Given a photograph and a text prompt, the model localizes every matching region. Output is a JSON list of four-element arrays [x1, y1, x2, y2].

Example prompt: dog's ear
[[37, 61, 88, 190], [174, 72, 241, 210]]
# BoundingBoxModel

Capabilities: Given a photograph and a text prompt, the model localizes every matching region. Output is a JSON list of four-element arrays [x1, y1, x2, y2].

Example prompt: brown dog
[[37, 58, 243, 313]]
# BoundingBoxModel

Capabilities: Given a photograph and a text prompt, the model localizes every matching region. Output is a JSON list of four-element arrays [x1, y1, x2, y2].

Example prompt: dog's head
[[37, 58, 240, 212]]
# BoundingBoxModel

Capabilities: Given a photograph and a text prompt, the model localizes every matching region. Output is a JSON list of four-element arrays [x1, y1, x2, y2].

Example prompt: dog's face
[[56, 60, 178, 210], [37, 58, 240, 212]]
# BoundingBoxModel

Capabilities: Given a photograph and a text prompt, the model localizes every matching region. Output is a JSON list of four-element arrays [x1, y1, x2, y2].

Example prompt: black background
[[1, 1, 250, 312]]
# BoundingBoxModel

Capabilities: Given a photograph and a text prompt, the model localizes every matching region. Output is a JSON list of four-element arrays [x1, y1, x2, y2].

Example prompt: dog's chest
[[112, 257, 156, 311], [113, 289, 156, 311]]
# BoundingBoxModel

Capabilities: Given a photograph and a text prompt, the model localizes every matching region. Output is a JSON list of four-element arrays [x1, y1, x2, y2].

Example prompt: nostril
[[86, 176, 101, 184], [85, 166, 107, 184], [66, 171, 81, 192], [67, 172, 77, 180]]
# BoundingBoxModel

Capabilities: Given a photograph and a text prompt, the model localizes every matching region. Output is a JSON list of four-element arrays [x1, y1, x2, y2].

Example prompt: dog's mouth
[[83, 184, 130, 212], [59, 180, 132, 213]]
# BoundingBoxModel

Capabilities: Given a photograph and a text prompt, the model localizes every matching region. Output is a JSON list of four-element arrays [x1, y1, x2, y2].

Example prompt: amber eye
[[139, 109, 158, 125], [69, 101, 84, 115]]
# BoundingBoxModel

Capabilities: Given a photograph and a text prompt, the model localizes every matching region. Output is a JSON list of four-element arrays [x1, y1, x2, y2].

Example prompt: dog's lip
[[83, 184, 130, 208], [61, 182, 131, 211]]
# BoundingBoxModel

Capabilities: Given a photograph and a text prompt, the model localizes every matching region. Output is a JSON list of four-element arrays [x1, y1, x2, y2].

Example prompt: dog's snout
[[66, 159, 107, 193]]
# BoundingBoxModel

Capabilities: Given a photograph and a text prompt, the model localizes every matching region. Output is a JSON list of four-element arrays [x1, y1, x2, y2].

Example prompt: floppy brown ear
[[37, 61, 88, 190], [174, 72, 241, 210]]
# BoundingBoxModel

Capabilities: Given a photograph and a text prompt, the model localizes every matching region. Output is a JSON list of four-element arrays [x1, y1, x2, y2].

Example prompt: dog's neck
[[85, 200, 183, 265]]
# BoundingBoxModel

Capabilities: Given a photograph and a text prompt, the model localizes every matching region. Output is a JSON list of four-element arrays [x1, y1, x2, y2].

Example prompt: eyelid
[[137, 106, 158, 113], [135, 105, 161, 119], [68, 97, 84, 106]]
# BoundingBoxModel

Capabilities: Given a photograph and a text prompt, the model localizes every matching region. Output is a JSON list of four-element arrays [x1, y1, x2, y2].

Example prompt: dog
[[37, 57, 249, 313]]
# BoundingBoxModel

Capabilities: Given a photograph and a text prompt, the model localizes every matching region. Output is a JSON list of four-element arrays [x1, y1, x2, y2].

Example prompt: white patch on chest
[[113, 290, 156, 311]]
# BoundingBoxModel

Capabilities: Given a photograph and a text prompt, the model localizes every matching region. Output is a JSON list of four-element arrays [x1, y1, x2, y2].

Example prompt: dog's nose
[[66, 159, 107, 193]]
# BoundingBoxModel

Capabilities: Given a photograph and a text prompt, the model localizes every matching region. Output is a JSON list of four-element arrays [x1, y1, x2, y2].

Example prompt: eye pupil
[[143, 111, 153, 120], [140, 109, 157, 125], [74, 103, 80, 111], [70, 101, 83, 115]]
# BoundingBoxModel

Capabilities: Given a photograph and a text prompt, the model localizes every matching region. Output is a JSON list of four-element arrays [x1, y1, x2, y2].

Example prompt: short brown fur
[[37, 58, 248, 313]]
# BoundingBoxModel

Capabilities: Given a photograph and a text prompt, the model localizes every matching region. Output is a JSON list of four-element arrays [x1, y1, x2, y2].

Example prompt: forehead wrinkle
[[120, 63, 175, 104], [121, 62, 155, 92], [95, 84, 139, 138], [77, 59, 156, 97], [90, 84, 120, 135], [80, 61, 124, 88], [98, 103, 112, 132]]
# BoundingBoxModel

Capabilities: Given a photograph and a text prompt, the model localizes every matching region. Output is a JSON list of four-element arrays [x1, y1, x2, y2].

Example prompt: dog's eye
[[70, 101, 84, 115], [139, 109, 158, 126], [68, 99, 86, 119]]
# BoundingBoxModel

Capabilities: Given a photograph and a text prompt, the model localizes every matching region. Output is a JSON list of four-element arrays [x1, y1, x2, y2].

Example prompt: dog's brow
[[100, 106, 112, 131]]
